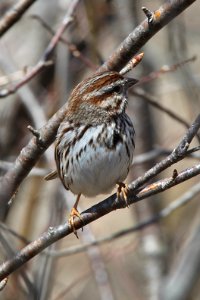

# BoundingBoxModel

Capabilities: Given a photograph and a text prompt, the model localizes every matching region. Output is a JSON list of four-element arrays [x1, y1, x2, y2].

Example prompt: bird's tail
[[44, 170, 58, 181]]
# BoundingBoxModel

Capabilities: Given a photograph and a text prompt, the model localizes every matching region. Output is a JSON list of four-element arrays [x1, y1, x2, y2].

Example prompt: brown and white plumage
[[45, 71, 138, 234]]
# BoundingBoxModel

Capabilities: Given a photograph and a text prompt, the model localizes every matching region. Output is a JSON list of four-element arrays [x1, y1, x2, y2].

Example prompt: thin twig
[[0, 0, 81, 98], [129, 114, 200, 191], [99, 0, 197, 72], [0, 278, 8, 291], [27, 125, 43, 145], [0, 0, 82, 219], [132, 88, 192, 129], [44, 181, 200, 257], [139, 56, 197, 85], [0, 222, 29, 244], [120, 53, 144, 75], [0, 232, 34, 293], [133, 147, 200, 165], [0, 160, 48, 177], [0, 0, 38, 37], [142, 7, 154, 24], [0, 163, 199, 281], [0, 61, 53, 87], [31, 14, 97, 70], [0, 0, 198, 274]]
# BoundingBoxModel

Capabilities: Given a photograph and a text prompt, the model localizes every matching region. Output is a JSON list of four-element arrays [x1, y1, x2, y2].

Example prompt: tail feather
[[44, 170, 58, 181]]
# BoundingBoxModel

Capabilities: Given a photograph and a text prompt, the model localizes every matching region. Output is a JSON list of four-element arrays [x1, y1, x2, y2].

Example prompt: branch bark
[[0, 114, 199, 280], [0, 162, 199, 281], [99, 0, 196, 72], [0, 0, 38, 37], [43, 181, 200, 258], [0, 0, 199, 282], [0, 0, 197, 220], [0, 0, 81, 219]]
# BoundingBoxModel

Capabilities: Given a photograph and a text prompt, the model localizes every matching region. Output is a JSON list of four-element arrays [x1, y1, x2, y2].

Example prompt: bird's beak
[[125, 77, 138, 88]]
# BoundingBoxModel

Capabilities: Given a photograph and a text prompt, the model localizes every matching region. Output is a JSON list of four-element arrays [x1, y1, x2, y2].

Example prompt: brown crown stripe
[[88, 72, 122, 92], [78, 72, 122, 95], [68, 72, 124, 112]]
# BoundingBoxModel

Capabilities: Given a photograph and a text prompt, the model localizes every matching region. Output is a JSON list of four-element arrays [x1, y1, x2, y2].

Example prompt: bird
[[45, 71, 137, 236]]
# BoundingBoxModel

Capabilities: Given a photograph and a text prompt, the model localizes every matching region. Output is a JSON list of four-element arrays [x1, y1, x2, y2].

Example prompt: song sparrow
[[45, 71, 138, 235]]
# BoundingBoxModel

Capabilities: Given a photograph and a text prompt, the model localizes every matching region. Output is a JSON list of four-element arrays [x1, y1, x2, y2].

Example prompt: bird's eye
[[112, 85, 122, 94]]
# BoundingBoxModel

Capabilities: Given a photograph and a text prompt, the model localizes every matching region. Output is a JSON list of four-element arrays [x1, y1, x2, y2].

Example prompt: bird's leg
[[117, 182, 129, 207], [68, 194, 83, 238]]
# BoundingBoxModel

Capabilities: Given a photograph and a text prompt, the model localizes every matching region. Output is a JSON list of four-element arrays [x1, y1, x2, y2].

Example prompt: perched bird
[[45, 71, 137, 235]]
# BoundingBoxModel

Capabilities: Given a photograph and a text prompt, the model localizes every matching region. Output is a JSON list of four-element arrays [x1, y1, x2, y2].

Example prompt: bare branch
[[31, 14, 97, 70], [0, 221, 29, 244], [27, 125, 43, 145], [99, 0, 197, 72], [0, 1, 197, 218], [0, 0, 198, 279], [0, 0, 38, 37], [120, 53, 144, 75], [0, 0, 82, 219], [0, 162, 199, 281], [0, 278, 8, 291], [132, 88, 193, 130], [44, 181, 200, 257], [130, 114, 200, 191], [133, 147, 200, 165], [0, 0, 81, 98], [138, 56, 196, 85], [142, 7, 154, 24], [0, 102, 68, 219], [0, 160, 48, 177]]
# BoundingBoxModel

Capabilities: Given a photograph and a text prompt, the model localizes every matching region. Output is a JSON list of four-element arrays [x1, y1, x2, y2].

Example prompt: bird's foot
[[117, 182, 130, 207], [68, 207, 83, 238]]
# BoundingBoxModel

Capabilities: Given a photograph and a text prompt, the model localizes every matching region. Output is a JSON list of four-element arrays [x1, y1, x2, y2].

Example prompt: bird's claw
[[117, 182, 130, 207], [68, 207, 83, 238]]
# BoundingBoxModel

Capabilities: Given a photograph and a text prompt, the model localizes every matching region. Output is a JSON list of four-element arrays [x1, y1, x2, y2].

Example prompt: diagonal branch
[[129, 114, 200, 191], [99, 0, 197, 72], [0, 103, 68, 219], [0, 0, 81, 98], [44, 181, 200, 257], [0, 0, 81, 219], [31, 14, 97, 70], [0, 0, 198, 286], [0, 115, 199, 280], [0, 0, 38, 37], [3, 179, 199, 257], [132, 88, 192, 130], [0, 162, 199, 281], [0, 0, 198, 220]]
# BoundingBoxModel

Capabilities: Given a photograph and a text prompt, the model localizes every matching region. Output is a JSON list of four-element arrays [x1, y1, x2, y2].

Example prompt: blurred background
[[0, 0, 199, 299]]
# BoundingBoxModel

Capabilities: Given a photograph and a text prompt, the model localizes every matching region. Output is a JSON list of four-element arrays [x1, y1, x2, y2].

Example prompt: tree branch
[[0, 112, 199, 278], [129, 114, 200, 191], [0, 0, 80, 98], [0, 0, 199, 281], [0, 0, 81, 219], [0, 0, 198, 220], [31, 14, 97, 70], [0, 162, 199, 281], [43, 180, 200, 257], [0, 0, 38, 37], [99, 0, 197, 72], [132, 88, 192, 130]]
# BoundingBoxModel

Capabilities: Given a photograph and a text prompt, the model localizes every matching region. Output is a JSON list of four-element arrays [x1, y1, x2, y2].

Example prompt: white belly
[[57, 118, 134, 197]]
